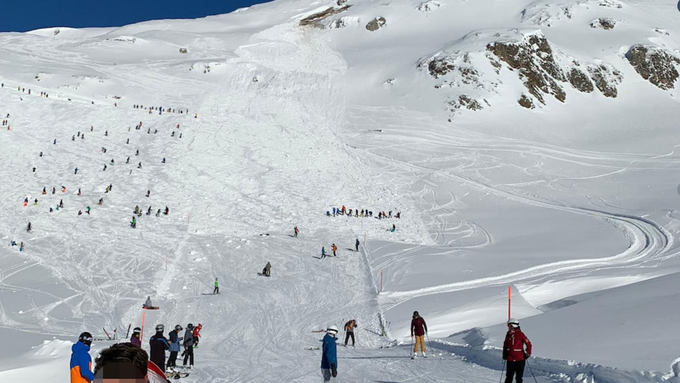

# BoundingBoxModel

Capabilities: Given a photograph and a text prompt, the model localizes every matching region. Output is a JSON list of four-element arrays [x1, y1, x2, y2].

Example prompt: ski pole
[[526, 358, 538, 383], [499, 360, 506, 383], [426, 332, 432, 351]]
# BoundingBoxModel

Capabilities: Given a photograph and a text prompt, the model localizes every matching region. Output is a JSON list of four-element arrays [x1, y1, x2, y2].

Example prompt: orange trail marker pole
[[508, 286, 512, 320]]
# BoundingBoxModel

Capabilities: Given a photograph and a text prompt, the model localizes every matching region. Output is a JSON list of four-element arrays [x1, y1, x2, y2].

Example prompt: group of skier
[[326, 205, 402, 220], [318, 312, 531, 383], [14, 107, 182, 245], [146, 322, 203, 373], [70, 322, 204, 382]]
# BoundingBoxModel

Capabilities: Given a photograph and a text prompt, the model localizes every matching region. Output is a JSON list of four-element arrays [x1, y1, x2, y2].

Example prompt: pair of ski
[[166, 369, 190, 379]]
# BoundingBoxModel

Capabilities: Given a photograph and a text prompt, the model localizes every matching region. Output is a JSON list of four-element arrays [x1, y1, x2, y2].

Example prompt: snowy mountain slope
[[0, 0, 680, 382]]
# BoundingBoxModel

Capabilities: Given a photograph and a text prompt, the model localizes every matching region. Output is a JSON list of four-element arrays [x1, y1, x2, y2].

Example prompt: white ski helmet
[[507, 318, 519, 327], [327, 325, 339, 335]]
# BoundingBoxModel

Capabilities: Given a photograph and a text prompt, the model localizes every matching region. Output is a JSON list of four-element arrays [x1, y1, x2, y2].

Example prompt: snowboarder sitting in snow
[[143, 296, 158, 310], [262, 262, 271, 277]]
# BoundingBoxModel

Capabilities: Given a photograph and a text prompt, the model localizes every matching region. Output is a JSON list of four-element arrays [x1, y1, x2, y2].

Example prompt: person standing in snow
[[344, 320, 358, 347], [321, 246, 327, 259], [213, 277, 219, 294], [70, 332, 95, 383], [182, 323, 195, 369], [321, 325, 338, 382], [332, 243, 337, 257], [192, 323, 202, 348], [130, 327, 142, 347], [411, 311, 428, 358], [294, 226, 299, 237], [502, 318, 532, 383], [167, 325, 182, 370], [355, 238, 360, 252], [149, 324, 169, 372]]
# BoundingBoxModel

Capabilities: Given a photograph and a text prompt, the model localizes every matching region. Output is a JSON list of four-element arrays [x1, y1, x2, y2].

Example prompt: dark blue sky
[[1, 0, 272, 32]]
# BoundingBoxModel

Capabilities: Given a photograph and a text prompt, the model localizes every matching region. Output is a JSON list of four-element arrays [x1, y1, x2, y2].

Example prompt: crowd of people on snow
[[326, 205, 401, 220], [2, 81, 190, 253], [70, 320, 206, 382], [4, 82, 535, 383]]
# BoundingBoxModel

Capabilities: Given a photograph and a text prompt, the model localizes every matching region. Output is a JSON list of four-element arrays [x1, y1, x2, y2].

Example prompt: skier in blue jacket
[[321, 325, 338, 382], [70, 332, 95, 383]]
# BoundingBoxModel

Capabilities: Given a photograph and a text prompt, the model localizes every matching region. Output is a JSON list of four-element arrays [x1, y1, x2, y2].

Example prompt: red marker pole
[[508, 286, 512, 320]]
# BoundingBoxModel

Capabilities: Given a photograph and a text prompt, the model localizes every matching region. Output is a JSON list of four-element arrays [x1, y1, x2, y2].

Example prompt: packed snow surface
[[1, 0, 680, 382]]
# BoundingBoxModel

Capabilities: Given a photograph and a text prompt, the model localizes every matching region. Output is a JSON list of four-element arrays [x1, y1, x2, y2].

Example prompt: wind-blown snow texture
[[1, 0, 680, 382]]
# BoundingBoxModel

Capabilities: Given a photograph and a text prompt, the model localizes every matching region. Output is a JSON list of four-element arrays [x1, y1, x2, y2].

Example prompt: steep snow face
[[1, 0, 680, 382]]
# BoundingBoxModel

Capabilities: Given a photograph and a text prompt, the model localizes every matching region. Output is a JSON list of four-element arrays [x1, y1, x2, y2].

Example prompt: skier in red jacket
[[502, 318, 532, 383]]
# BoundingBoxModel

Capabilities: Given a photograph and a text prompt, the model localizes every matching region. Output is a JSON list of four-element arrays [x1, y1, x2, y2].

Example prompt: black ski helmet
[[155, 324, 164, 332], [187, 323, 194, 330], [175, 325, 183, 331], [79, 331, 93, 346], [133, 327, 141, 334], [413, 311, 419, 318]]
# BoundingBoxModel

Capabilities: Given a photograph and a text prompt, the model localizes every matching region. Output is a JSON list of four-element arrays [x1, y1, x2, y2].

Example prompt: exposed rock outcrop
[[518, 94, 535, 109], [487, 33, 566, 104], [590, 18, 616, 30], [366, 17, 387, 31], [449, 95, 484, 111], [299, 5, 352, 28], [587, 64, 622, 97], [567, 67, 594, 93], [417, 1, 442, 12], [625, 45, 680, 90]]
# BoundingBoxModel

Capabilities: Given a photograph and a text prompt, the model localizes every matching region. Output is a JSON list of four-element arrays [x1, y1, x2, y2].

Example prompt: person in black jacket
[[182, 323, 195, 368], [149, 324, 169, 372]]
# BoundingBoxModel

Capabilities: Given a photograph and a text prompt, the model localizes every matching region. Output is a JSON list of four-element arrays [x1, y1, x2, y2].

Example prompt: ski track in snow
[[346, 106, 674, 307], [1, 0, 680, 381]]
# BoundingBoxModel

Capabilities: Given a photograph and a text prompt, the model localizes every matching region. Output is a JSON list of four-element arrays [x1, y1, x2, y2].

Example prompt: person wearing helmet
[[149, 324, 169, 372], [167, 325, 183, 371], [182, 323, 195, 368], [502, 318, 532, 383], [130, 327, 142, 347], [321, 325, 338, 382], [411, 311, 428, 358], [70, 332, 95, 383]]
